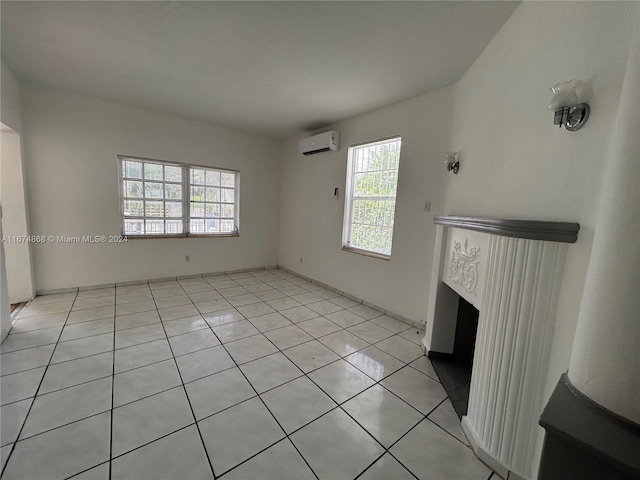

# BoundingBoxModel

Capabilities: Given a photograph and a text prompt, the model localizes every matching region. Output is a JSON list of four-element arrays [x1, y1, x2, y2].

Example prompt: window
[[119, 156, 239, 237], [342, 137, 401, 257]]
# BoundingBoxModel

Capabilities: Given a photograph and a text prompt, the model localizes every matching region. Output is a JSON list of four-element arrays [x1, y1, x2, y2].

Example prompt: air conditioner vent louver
[[302, 147, 331, 156]]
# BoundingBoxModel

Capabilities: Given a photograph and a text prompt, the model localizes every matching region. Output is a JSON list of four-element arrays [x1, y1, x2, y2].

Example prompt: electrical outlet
[[185, 255, 190, 262], [299, 257, 303, 264], [424, 200, 431, 212]]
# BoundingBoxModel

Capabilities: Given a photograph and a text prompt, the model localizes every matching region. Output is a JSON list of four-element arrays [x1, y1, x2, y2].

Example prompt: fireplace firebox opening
[[429, 294, 479, 419]]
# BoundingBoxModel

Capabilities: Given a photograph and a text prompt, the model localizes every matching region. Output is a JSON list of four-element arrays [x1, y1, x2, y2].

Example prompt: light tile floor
[[0, 268, 495, 480]]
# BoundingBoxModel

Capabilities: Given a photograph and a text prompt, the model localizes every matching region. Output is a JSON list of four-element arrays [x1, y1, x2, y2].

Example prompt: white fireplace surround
[[422, 216, 579, 480]]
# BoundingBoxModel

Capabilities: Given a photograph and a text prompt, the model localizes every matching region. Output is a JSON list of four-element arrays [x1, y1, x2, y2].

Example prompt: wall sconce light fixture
[[549, 79, 590, 131], [445, 151, 459, 174]]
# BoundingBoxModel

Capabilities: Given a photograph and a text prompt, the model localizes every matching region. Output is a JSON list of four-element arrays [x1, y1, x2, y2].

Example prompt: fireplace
[[429, 291, 479, 418], [422, 216, 579, 480]]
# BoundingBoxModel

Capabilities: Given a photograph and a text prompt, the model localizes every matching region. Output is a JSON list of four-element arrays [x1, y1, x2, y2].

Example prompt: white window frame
[[118, 155, 240, 238], [342, 136, 401, 259]]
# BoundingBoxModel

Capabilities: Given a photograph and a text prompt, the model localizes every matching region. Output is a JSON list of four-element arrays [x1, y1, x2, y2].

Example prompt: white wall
[[279, 86, 454, 322], [20, 86, 282, 291], [1, 60, 23, 132], [568, 31, 639, 424]]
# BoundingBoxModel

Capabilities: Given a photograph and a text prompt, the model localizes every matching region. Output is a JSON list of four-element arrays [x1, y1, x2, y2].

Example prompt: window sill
[[123, 233, 239, 240], [342, 246, 390, 261]]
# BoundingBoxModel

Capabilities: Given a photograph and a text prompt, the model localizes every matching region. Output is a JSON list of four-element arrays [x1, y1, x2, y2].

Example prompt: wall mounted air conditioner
[[299, 131, 340, 156]]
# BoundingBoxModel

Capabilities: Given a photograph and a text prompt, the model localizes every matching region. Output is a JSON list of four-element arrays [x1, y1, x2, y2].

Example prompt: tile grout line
[[352, 450, 420, 480], [65, 423, 197, 480], [0, 289, 80, 478], [16, 409, 113, 444], [108, 293, 117, 480], [64, 460, 111, 480], [2, 373, 114, 410], [424, 416, 473, 448], [384, 396, 449, 453]]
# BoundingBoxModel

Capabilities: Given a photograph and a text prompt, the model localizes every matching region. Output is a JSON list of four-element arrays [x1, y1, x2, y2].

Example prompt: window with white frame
[[119, 156, 239, 237], [342, 137, 401, 257]]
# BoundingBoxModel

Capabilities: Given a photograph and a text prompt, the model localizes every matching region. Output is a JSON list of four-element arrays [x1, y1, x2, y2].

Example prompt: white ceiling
[[1, 1, 518, 139]]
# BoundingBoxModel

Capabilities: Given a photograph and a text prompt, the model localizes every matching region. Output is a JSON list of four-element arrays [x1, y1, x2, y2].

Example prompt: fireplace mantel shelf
[[434, 216, 580, 243]]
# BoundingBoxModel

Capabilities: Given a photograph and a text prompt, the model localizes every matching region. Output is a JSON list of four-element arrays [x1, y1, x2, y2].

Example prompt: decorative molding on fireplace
[[434, 215, 580, 243], [449, 239, 480, 294]]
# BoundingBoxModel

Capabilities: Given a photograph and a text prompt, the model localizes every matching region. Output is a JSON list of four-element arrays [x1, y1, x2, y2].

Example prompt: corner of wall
[[1, 61, 23, 133]]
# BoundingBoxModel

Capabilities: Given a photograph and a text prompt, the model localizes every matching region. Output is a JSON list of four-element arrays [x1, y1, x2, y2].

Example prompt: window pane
[[191, 169, 206, 185], [124, 219, 144, 235], [221, 189, 234, 203], [191, 202, 205, 217], [165, 184, 182, 200], [144, 163, 163, 181], [221, 204, 234, 218], [165, 166, 182, 182], [165, 202, 182, 218], [205, 219, 219, 233], [351, 224, 392, 255], [124, 200, 143, 216], [124, 160, 142, 179], [354, 172, 383, 197], [206, 170, 220, 186], [206, 204, 220, 218], [145, 201, 164, 217], [124, 181, 143, 198], [381, 201, 395, 226], [380, 171, 398, 196], [221, 172, 235, 187], [220, 220, 234, 233], [191, 186, 204, 201], [190, 219, 205, 233], [144, 182, 163, 199], [352, 199, 395, 227], [166, 220, 183, 234], [145, 220, 164, 234], [205, 188, 220, 202]]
